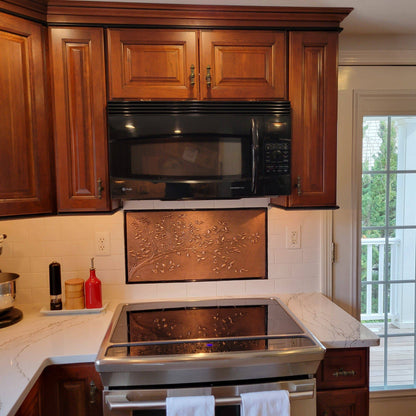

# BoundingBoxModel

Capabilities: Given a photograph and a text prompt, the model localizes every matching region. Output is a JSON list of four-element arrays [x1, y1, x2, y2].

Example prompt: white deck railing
[[361, 237, 401, 321]]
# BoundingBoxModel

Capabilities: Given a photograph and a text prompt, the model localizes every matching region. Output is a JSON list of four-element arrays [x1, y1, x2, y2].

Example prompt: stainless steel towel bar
[[106, 390, 314, 411]]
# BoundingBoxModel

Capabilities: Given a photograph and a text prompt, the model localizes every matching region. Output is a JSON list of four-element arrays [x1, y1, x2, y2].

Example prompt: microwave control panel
[[263, 141, 290, 176]]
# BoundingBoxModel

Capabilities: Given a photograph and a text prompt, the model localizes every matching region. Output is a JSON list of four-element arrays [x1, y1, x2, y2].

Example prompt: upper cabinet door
[[199, 30, 286, 100], [271, 31, 338, 208], [107, 29, 198, 100], [0, 13, 54, 217], [49, 27, 111, 212]]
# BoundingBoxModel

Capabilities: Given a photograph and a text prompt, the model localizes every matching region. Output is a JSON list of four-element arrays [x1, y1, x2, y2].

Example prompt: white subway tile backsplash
[[97, 269, 125, 285], [60, 220, 94, 240], [267, 234, 284, 249], [273, 277, 302, 293], [0, 203, 325, 305], [268, 263, 292, 279], [292, 262, 319, 279], [245, 279, 275, 296], [156, 282, 188, 299], [273, 248, 303, 264], [94, 254, 124, 271], [216, 280, 246, 297], [183, 200, 216, 209], [123, 200, 156, 210], [186, 281, 218, 298]]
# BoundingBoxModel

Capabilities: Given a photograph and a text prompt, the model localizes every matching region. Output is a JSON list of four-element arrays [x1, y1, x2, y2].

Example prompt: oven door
[[103, 378, 316, 416]]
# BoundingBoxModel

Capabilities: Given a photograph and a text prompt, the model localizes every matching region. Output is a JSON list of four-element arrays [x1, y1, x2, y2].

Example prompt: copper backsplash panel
[[125, 209, 266, 283]]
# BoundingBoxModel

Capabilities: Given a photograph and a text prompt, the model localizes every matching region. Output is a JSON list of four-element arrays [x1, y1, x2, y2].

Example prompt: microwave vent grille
[[107, 101, 291, 115]]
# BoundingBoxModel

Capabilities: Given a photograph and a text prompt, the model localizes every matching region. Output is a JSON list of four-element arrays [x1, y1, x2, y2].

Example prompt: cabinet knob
[[190, 64, 196, 86], [89, 380, 97, 404], [206, 65, 212, 87], [97, 178, 104, 199]]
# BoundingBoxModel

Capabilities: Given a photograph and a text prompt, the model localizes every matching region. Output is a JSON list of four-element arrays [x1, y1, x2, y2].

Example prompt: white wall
[[0, 199, 324, 306]]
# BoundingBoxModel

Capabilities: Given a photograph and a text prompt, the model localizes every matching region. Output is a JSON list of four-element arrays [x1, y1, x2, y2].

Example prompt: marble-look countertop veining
[[0, 293, 378, 416], [278, 292, 379, 349]]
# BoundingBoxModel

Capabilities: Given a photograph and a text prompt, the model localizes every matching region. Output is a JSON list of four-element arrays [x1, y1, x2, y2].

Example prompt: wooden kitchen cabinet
[[316, 348, 369, 416], [49, 27, 112, 212], [107, 29, 198, 100], [15, 377, 42, 416], [42, 363, 103, 416], [0, 12, 55, 217], [107, 28, 286, 100], [271, 31, 338, 209]]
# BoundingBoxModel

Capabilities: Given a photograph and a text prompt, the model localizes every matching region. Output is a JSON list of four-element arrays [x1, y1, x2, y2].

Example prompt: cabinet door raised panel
[[0, 13, 54, 216], [317, 388, 368, 416], [272, 31, 338, 208], [49, 27, 110, 211], [200, 30, 286, 100], [290, 31, 338, 207], [107, 28, 198, 100], [42, 363, 103, 416]]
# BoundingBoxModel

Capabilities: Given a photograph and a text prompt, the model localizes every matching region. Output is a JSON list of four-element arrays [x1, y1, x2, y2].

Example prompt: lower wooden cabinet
[[316, 348, 369, 416], [317, 388, 368, 416], [17, 363, 103, 416], [42, 363, 103, 416], [15, 377, 42, 416]]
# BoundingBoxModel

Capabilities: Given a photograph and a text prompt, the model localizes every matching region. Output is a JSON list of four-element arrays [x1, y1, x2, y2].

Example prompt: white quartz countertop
[[0, 293, 378, 416]]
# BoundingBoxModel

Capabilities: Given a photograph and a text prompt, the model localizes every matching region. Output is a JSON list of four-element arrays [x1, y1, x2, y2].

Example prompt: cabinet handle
[[206, 65, 212, 87], [190, 64, 195, 86], [332, 369, 356, 377], [97, 178, 104, 199], [89, 380, 97, 404], [296, 176, 302, 196]]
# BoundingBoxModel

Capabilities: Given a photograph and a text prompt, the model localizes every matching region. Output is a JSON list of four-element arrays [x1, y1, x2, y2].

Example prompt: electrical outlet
[[286, 225, 301, 249], [95, 231, 110, 256]]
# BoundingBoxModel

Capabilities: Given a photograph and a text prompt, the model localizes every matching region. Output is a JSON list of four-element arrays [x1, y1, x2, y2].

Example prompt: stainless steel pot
[[0, 272, 19, 313]]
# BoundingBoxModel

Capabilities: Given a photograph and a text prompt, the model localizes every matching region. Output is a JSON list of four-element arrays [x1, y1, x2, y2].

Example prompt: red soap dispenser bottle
[[85, 257, 102, 309]]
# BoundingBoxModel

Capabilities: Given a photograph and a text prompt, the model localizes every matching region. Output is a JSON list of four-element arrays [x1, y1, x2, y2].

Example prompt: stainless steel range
[[96, 297, 325, 416]]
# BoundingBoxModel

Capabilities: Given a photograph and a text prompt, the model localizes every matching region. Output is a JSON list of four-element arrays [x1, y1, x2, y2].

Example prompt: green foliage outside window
[[361, 119, 397, 315]]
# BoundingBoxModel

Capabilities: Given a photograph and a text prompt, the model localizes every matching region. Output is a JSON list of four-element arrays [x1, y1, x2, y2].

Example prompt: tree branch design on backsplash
[[126, 209, 266, 282]]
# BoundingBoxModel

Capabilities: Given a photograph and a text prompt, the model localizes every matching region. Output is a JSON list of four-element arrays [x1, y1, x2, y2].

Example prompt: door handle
[[206, 65, 212, 87], [296, 176, 302, 196], [190, 64, 195, 86], [89, 380, 97, 404]]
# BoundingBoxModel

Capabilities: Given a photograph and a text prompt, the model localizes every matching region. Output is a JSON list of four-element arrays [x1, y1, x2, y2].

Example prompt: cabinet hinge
[[331, 242, 337, 263]]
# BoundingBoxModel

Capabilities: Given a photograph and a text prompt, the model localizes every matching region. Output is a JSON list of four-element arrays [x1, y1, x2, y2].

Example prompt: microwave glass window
[[130, 139, 243, 178]]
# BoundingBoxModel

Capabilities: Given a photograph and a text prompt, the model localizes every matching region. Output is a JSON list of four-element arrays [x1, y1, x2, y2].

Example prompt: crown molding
[[0, 0, 46, 20], [1, 0, 352, 28]]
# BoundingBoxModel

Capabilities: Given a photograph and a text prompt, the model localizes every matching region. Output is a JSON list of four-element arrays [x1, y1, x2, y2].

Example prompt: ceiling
[[94, 0, 416, 35]]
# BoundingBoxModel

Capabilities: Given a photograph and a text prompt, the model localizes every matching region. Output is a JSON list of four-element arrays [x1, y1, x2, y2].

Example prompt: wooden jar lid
[[65, 278, 84, 287]]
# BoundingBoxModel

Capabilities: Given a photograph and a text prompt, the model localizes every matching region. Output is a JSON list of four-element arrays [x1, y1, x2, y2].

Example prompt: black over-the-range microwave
[[107, 101, 291, 200]]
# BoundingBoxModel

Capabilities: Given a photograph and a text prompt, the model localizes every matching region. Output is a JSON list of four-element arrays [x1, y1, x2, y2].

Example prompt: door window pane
[[361, 115, 416, 390]]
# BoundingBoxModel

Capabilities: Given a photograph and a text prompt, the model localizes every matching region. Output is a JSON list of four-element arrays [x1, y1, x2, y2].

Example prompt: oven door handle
[[105, 390, 314, 411]]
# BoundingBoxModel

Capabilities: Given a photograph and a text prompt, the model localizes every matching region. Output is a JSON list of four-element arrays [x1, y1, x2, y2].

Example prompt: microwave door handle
[[251, 118, 259, 194]]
